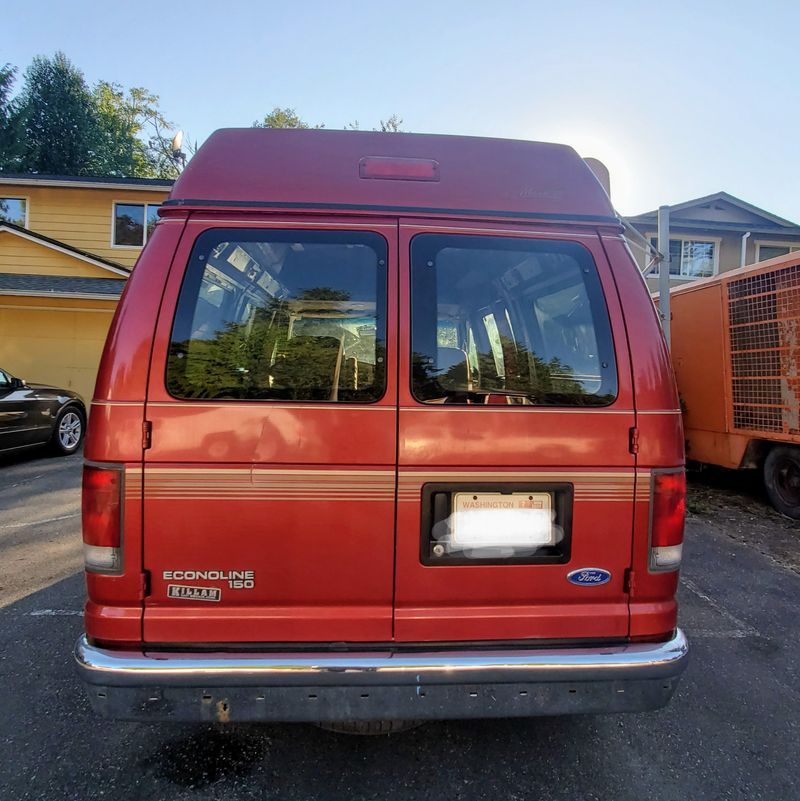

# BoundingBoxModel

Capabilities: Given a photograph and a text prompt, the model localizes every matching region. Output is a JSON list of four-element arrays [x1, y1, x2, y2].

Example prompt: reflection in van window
[[411, 235, 617, 406], [167, 230, 387, 402]]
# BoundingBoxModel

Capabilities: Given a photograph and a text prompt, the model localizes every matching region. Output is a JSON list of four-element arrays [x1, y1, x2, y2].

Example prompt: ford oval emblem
[[567, 568, 611, 586]]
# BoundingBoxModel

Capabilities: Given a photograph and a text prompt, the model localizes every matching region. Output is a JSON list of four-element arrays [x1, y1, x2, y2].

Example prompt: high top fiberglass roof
[[166, 129, 616, 225]]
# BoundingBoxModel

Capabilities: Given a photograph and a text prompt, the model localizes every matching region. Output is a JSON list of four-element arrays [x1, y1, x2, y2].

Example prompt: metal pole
[[657, 205, 671, 348]]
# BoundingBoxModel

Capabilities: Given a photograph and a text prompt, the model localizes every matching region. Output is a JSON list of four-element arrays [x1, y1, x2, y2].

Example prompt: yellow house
[[0, 174, 172, 404]]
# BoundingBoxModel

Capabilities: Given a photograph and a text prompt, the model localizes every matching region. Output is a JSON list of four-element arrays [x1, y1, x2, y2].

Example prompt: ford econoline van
[[76, 129, 688, 730]]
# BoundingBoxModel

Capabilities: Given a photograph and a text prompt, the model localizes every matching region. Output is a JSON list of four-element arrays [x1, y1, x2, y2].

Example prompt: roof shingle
[[0, 273, 125, 298]]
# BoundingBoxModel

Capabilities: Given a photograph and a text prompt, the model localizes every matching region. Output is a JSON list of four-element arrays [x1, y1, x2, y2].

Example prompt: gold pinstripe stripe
[[125, 467, 652, 503], [399, 408, 679, 415], [145, 492, 394, 503]]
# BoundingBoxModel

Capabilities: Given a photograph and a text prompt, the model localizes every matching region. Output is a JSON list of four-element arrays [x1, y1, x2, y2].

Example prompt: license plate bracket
[[420, 482, 573, 566]]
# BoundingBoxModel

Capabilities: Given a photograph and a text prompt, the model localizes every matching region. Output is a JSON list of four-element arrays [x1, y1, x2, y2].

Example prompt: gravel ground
[[687, 466, 800, 574]]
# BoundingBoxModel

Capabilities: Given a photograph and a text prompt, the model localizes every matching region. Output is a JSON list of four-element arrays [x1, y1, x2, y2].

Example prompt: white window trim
[[754, 240, 800, 262], [111, 201, 162, 249], [0, 195, 30, 228], [644, 233, 721, 281]]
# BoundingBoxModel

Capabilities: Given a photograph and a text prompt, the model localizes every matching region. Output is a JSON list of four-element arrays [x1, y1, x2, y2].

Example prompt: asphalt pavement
[[0, 449, 797, 801]]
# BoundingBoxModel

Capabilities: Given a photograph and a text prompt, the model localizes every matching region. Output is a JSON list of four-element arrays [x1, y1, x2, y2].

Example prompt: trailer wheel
[[763, 446, 800, 519], [316, 720, 424, 735]]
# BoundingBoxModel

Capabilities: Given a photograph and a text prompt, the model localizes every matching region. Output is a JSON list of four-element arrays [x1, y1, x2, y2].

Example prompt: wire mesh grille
[[728, 263, 800, 434]]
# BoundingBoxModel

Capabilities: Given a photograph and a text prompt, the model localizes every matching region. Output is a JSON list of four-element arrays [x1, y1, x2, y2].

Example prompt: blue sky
[[7, 0, 800, 220]]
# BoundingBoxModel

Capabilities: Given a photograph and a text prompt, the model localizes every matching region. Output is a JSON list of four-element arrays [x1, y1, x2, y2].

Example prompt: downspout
[[740, 231, 751, 267]]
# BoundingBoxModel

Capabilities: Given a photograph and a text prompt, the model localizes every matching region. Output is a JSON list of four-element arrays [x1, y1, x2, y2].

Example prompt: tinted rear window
[[167, 229, 387, 402], [410, 235, 617, 406]]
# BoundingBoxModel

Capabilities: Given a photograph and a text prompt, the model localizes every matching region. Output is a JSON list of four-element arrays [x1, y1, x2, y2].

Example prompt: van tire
[[763, 445, 800, 519], [315, 720, 424, 735], [50, 404, 85, 455]]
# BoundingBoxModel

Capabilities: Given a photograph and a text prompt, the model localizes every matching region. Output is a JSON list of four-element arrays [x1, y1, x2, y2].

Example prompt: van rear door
[[395, 221, 637, 642], [141, 218, 398, 643]]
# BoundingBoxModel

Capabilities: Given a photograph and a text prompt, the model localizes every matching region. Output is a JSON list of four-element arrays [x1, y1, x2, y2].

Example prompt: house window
[[113, 202, 161, 247], [0, 198, 27, 227], [649, 237, 717, 279], [755, 243, 800, 262]]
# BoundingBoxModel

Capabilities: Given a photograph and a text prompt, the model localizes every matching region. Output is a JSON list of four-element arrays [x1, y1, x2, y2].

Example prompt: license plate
[[451, 492, 554, 550]]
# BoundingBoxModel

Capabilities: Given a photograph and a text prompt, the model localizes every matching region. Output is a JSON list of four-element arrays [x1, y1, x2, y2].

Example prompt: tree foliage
[[252, 107, 322, 129], [92, 81, 151, 177], [378, 114, 403, 132], [93, 82, 186, 178], [0, 52, 186, 178], [0, 64, 24, 170], [255, 107, 404, 132], [15, 53, 102, 175]]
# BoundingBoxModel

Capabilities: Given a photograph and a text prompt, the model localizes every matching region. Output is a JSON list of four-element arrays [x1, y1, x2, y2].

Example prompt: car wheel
[[763, 445, 800, 519], [315, 720, 425, 735], [51, 406, 85, 455]]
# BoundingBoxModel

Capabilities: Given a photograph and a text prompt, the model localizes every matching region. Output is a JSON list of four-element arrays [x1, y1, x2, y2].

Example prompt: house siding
[[11, 184, 170, 268], [0, 233, 117, 278]]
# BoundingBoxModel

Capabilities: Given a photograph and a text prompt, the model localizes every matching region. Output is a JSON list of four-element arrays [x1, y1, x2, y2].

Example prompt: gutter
[[0, 290, 122, 301], [0, 176, 172, 192], [740, 231, 751, 267]]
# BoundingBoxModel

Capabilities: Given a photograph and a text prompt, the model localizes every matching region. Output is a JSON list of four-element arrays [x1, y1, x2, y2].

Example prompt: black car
[[0, 368, 86, 457]]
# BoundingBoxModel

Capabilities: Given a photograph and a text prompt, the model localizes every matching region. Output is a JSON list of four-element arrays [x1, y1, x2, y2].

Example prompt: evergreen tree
[[15, 53, 103, 175], [0, 64, 24, 170]]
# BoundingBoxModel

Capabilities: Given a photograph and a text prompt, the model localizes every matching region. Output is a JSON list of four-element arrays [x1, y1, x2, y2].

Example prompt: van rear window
[[410, 235, 617, 406], [166, 229, 387, 402]]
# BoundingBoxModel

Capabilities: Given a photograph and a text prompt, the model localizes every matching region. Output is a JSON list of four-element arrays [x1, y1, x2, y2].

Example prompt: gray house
[[624, 192, 800, 292]]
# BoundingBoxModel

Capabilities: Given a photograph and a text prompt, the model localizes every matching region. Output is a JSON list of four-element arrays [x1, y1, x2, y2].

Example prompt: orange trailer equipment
[[668, 250, 800, 517]]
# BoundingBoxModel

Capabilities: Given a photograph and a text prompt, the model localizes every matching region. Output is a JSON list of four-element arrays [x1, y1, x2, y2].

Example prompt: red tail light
[[649, 470, 686, 571], [82, 465, 123, 573], [359, 156, 440, 182]]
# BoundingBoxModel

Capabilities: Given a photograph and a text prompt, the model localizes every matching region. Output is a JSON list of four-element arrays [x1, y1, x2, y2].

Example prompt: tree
[[254, 107, 404, 132], [92, 81, 151, 177], [94, 82, 185, 178], [15, 52, 104, 176], [252, 107, 322, 129], [0, 54, 189, 178], [378, 114, 403, 133], [344, 114, 404, 132], [0, 64, 24, 170]]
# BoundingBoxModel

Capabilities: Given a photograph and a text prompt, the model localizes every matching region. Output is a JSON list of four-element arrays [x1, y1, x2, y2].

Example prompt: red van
[[76, 129, 688, 730]]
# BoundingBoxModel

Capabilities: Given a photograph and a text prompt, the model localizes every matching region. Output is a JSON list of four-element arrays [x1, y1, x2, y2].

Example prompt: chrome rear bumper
[[75, 630, 688, 722]]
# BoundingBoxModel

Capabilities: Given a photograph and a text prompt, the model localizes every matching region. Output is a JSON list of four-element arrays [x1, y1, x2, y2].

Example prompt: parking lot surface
[[0, 451, 797, 801]]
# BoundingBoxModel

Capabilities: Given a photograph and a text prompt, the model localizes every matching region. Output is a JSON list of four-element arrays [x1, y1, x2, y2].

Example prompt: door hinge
[[139, 571, 151, 600], [142, 420, 152, 450], [624, 568, 636, 597], [628, 426, 640, 454]]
